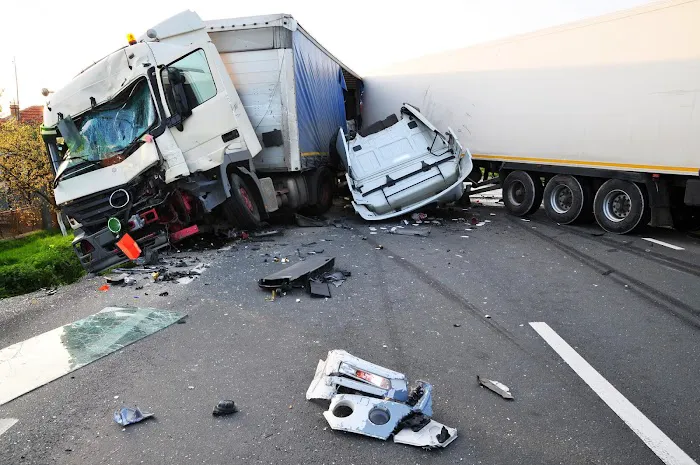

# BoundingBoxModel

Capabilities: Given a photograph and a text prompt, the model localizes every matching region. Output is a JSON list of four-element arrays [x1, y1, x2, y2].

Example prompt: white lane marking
[[0, 418, 18, 437], [641, 238, 685, 251], [529, 322, 697, 465]]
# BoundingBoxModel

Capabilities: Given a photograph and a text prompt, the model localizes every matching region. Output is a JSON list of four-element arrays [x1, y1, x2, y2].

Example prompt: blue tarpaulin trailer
[[208, 15, 363, 174]]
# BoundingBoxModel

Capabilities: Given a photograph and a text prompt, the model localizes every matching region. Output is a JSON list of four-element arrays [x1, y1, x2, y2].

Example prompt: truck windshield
[[61, 79, 155, 168]]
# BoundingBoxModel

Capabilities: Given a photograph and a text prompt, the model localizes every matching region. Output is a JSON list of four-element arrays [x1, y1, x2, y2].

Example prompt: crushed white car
[[336, 104, 472, 221]]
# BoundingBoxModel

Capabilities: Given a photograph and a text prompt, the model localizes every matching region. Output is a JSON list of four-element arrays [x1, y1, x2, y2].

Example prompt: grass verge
[[0, 230, 85, 298]]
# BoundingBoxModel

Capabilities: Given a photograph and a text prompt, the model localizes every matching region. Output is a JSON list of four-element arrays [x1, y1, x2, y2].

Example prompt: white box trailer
[[363, 0, 700, 233]]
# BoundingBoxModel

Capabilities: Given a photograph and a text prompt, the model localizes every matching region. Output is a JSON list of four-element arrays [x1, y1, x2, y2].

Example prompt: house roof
[[1, 105, 44, 125]]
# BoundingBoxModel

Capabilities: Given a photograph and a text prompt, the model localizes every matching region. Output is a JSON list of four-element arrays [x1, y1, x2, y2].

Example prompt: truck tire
[[221, 173, 261, 230], [543, 175, 592, 224], [502, 171, 543, 216], [303, 166, 335, 216], [593, 179, 646, 234]]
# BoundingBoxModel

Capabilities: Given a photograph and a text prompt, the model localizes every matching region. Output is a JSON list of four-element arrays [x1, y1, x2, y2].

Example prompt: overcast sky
[[0, 0, 655, 115]]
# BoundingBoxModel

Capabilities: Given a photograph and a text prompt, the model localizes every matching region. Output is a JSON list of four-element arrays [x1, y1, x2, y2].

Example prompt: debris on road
[[98, 284, 110, 292], [477, 375, 514, 400], [113, 407, 154, 427], [322, 270, 351, 288], [309, 279, 331, 298], [213, 400, 238, 417], [306, 350, 457, 448], [294, 213, 326, 227], [105, 273, 129, 284], [389, 227, 430, 237], [158, 291, 169, 297], [0, 308, 185, 406], [258, 256, 335, 290]]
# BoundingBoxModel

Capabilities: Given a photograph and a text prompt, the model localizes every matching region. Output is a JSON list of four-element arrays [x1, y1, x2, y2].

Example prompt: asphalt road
[[1, 200, 699, 465]]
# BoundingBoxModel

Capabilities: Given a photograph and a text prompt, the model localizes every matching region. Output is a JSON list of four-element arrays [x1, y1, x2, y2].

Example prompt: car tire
[[593, 179, 646, 234], [502, 171, 543, 216]]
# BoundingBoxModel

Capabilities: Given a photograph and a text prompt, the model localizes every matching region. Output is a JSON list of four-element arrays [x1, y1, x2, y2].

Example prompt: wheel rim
[[508, 180, 526, 206], [550, 184, 574, 214], [602, 189, 631, 222], [240, 187, 255, 213]]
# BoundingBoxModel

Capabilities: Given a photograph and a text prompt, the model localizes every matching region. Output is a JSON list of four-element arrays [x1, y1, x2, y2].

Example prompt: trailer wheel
[[543, 175, 592, 224], [302, 166, 335, 216], [222, 173, 261, 230], [502, 171, 543, 216], [593, 179, 646, 234]]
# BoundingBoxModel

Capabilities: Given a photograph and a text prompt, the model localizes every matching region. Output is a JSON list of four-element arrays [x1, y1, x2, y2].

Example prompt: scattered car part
[[306, 350, 408, 402], [258, 256, 335, 290], [309, 280, 331, 298], [393, 420, 458, 449], [307, 350, 457, 448], [477, 375, 514, 400], [337, 104, 472, 221], [113, 407, 154, 426], [105, 273, 128, 284], [212, 400, 238, 417]]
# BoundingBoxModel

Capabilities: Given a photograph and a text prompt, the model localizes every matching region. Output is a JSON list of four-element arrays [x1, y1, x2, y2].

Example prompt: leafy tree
[[0, 119, 54, 228]]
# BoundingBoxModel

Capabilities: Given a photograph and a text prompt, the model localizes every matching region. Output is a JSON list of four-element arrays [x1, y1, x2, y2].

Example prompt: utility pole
[[13, 56, 19, 120]]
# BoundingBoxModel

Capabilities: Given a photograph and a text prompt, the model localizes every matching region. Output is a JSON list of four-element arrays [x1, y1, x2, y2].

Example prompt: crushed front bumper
[[72, 227, 168, 274]]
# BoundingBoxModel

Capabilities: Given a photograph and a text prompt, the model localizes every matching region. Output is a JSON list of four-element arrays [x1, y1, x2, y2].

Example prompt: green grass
[[0, 230, 85, 298]]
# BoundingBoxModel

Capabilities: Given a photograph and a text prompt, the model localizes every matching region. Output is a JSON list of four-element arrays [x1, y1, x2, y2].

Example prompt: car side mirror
[[166, 68, 192, 131]]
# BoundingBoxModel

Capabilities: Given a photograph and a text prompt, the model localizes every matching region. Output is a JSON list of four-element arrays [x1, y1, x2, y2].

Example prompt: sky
[[0, 0, 656, 116]]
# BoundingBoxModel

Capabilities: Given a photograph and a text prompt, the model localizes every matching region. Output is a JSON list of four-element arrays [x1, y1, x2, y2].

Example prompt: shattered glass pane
[[0, 307, 184, 406]]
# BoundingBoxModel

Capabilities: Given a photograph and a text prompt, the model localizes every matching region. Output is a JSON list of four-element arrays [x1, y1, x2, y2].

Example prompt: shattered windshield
[[61, 80, 155, 168]]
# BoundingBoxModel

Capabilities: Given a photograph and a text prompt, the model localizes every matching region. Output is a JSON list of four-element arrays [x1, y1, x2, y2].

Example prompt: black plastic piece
[[213, 400, 238, 416], [309, 279, 331, 298], [352, 145, 362, 152], [258, 256, 335, 289], [222, 129, 240, 143], [436, 426, 451, 444], [262, 128, 283, 147], [358, 113, 399, 138], [408, 120, 418, 129]]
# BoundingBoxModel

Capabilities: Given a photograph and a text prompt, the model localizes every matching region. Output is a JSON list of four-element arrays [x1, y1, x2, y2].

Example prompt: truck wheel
[[303, 166, 335, 216], [593, 179, 646, 234], [502, 171, 543, 216], [222, 173, 261, 230], [543, 175, 592, 224]]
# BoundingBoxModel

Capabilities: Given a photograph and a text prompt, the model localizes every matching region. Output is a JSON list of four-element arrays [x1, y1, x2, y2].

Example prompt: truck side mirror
[[166, 68, 192, 131]]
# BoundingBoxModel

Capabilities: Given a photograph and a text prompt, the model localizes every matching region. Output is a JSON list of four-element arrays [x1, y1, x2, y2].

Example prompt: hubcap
[[508, 180, 526, 206], [550, 184, 574, 214], [602, 189, 631, 222]]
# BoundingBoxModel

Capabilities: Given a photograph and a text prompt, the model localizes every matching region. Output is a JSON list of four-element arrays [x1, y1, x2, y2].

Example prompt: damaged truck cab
[[43, 11, 362, 273]]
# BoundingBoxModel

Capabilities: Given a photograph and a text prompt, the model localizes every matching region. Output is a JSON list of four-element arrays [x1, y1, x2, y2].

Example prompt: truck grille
[[62, 189, 132, 234]]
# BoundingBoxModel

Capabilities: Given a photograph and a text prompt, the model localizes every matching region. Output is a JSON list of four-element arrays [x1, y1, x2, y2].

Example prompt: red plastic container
[[116, 233, 142, 260]]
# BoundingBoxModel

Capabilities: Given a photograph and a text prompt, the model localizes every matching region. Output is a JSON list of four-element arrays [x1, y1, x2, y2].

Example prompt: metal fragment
[[477, 375, 514, 399]]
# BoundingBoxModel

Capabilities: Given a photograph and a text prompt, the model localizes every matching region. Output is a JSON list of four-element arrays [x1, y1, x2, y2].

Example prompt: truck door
[[159, 45, 240, 170]]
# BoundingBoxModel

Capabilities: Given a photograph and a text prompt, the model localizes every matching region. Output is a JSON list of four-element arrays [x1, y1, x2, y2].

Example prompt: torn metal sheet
[[306, 350, 408, 402], [258, 256, 335, 290], [478, 375, 514, 400], [0, 307, 184, 406], [190, 263, 209, 275], [393, 420, 458, 449]]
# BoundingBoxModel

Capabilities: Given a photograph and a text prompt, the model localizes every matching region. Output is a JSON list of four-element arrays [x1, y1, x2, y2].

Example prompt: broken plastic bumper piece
[[306, 350, 457, 449]]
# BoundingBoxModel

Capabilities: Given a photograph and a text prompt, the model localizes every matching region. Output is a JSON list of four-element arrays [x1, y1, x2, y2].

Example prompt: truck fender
[[230, 165, 269, 219]]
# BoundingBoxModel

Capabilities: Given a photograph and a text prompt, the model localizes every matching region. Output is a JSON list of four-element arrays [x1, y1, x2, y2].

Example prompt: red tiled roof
[[1, 105, 44, 125]]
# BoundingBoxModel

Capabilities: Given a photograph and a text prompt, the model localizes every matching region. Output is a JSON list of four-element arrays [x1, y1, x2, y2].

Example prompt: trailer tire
[[543, 175, 592, 224], [502, 171, 543, 216], [222, 173, 261, 230], [593, 179, 646, 234], [302, 166, 335, 216]]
